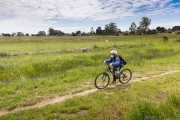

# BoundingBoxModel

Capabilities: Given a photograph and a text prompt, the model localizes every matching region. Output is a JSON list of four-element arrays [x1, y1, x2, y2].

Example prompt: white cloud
[[0, 0, 180, 33]]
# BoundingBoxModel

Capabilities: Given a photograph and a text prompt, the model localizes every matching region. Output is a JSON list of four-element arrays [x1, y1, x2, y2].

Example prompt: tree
[[172, 26, 180, 32], [104, 22, 118, 35], [135, 27, 143, 35], [139, 17, 151, 34], [96, 27, 102, 35], [31, 34, 39, 36], [55, 30, 64, 36], [17, 32, 24, 36], [76, 31, 81, 36], [11, 32, 16, 36], [129, 22, 137, 35], [90, 27, 95, 35], [38, 31, 46, 36], [167, 28, 172, 33], [26, 33, 29, 36], [48, 28, 55, 36], [48, 28, 64, 36], [156, 27, 166, 33], [2, 33, 11, 36], [71, 32, 77, 36], [117, 29, 121, 33], [146, 29, 158, 34], [82, 32, 87, 36]]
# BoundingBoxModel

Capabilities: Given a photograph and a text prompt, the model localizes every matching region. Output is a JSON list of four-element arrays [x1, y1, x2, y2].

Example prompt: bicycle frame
[[105, 64, 122, 75], [94, 64, 132, 89], [104, 65, 113, 73]]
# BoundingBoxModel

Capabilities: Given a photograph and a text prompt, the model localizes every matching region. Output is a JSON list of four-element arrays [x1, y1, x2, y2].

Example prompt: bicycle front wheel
[[94, 72, 110, 89], [119, 69, 132, 84]]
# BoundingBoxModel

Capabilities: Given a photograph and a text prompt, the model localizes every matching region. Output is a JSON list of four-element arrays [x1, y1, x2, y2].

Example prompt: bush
[[135, 31, 143, 35], [115, 32, 119, 36], [82, 49, 87, 52], [177, 32, 180, 35], [0, 52, 10, 57], [162, 36, 168, 42], [93, 45, 98, 49], [122, 32, 129, 35], [174, 37, 180, 42], [146, 29, 158, 34], [175, 30, 180, 35]]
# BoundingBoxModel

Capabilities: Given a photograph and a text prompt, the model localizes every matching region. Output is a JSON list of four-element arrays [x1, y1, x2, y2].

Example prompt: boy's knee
[[113, 67, 118, 71]]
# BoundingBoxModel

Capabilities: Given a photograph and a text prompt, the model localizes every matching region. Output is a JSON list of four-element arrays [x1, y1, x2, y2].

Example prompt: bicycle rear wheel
[[119, 69, 132, 84], [94, 72, 110, 89]]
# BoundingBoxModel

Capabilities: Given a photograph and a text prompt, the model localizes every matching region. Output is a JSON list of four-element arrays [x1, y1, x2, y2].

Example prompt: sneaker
[[113, 75, 116, 80], [112, 75, 116, 84], [112, 80, 116, 84]]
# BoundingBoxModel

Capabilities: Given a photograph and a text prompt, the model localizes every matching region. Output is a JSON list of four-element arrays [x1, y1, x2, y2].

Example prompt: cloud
[[0, 0, 180, 33], [1, 0, 180, 21]]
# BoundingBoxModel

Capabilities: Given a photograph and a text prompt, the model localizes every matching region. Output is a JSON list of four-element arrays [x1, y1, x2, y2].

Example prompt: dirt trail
[[132, 70, 179, 82], [0, 70, 179, 117]]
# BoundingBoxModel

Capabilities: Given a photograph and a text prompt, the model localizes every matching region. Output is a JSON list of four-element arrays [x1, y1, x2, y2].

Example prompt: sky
[[0, 0, 180, 34]]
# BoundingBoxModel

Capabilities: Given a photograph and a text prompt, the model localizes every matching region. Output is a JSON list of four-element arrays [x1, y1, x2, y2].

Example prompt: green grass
[[0, 35, 177, 54], [1, 73, 180, 120], [0, 35, 180, 119]]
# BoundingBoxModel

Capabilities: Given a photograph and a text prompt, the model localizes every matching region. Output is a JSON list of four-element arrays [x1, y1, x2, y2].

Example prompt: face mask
[[110, 55, 114, 58]]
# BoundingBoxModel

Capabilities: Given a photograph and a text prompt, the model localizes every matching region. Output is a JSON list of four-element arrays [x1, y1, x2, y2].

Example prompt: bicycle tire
[[94, 72, 110, 89], [119, 68, 132, 84]]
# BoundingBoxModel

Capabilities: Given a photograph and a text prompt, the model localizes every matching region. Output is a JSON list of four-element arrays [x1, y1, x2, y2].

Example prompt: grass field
[[0, 35, 180, 119]]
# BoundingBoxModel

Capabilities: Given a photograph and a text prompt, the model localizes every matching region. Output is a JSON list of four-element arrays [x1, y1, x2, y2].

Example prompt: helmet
[[110, 50, 118, 55]]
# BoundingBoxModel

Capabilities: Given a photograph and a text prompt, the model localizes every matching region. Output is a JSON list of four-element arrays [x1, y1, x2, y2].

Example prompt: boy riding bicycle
[[104, 50, 123, 83]]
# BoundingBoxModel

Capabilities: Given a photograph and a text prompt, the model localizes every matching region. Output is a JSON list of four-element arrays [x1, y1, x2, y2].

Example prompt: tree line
[[1, 17, 180, 37]]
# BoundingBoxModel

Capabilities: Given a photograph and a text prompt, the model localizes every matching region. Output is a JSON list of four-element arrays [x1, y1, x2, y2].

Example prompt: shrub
[[115, 32, 119, 36], [135, 31, 143, 35], [129, 102, 159, 120], [93, 45, 98, 49], [162, 36, 168, 42], [177, 32, 180, 35], [174, 37, 180, 42], [13, 52, 19, 56], [175, 30, 180, 35], [0, 52, 10, 57], [122, 32, 129, 35], [82, 49, 87, 52], [146, 29, 158, 34]]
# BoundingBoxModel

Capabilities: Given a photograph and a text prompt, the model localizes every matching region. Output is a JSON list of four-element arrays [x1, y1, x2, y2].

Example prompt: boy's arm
[[112, 57, 121, 67], [105, 58, 112, 63]]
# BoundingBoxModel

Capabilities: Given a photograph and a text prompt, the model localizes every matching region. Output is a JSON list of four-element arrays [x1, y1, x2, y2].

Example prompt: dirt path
[[0, 70, 179, 117]]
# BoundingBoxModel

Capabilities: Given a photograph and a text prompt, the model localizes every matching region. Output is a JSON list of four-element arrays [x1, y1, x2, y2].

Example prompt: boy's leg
[[112, 67, 118, 83]]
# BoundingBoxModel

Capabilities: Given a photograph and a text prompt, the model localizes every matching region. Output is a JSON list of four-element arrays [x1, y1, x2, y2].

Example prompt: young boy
[[104, 50, 123, 83]]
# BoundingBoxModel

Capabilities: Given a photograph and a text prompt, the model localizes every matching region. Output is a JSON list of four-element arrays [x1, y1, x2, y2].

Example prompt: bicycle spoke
[[119, 69, 132, 84], [94, 73, 110, 89]]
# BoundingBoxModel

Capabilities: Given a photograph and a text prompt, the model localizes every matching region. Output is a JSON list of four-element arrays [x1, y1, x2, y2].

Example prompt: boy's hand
[[104, 61, 106, 64], [109, 63, 113, 66]]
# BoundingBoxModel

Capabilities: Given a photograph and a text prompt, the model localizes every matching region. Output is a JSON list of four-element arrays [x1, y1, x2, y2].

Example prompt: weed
[[0, 35, 180, 119], [162, 36, 168, 42], [174, 37, 180, 42], [0, 52, 10, 57]]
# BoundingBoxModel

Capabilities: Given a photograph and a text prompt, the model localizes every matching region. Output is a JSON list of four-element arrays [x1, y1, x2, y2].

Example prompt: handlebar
[[105, 63, 111, 69]]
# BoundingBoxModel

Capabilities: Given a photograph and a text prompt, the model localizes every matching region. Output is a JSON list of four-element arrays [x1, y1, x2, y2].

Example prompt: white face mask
[[110, 55, 114, 58]]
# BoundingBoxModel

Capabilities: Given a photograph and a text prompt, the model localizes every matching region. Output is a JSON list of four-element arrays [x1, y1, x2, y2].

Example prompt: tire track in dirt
[[0, 70, 179, 117]]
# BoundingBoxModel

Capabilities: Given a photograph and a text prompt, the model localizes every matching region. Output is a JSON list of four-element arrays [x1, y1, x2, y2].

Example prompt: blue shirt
[[105, 56, 123, 67]]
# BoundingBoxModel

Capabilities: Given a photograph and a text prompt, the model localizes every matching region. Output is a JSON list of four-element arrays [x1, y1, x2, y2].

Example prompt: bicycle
[[94, 64, 132, 89]]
